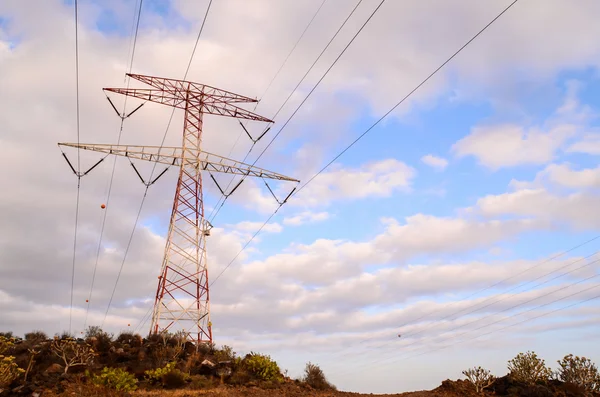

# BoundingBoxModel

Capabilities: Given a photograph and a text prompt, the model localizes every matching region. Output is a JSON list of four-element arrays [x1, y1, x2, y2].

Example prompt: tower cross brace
[[59, 73, 298, 344]]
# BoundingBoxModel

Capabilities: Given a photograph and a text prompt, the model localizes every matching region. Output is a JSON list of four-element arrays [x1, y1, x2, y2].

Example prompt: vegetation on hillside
[[2, 328, 600, 396], [460, 350, 600, 395], [0, 328, 336, 396]]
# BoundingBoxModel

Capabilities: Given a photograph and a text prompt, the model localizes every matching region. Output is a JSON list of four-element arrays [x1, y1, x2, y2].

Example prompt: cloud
[[516, 163, 600, 190], [475, 188, 600, 230], [567, 133, 600, 155], [291, 159, 416, 207], [421, 154, 448, 171], [452, 82, 591, 169], [453, 123, 576, 170], [283, 211, 330, 226], [3, 0, 600, 393]]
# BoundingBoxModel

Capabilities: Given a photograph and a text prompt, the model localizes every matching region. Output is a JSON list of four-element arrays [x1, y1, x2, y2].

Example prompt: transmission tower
[[59, 73, 298, 344]]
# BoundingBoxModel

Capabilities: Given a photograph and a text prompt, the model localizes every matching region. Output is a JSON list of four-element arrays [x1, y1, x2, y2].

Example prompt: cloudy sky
[[2, 0, 600, 393]]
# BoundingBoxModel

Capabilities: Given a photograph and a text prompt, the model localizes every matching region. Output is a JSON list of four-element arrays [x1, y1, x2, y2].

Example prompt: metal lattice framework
[[59, 73, 297, 344]]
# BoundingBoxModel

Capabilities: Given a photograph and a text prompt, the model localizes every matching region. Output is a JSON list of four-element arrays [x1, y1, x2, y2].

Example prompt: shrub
[[145, 361, 190, 388], [243, 352, 282, 382], [214, 345, 236, 362], [88, 367, 138, 392], [302, 362, 336, 390], [228, 369, 251, 385], [462, 366, 495, 393], [85, 326, 113, 353], [162, 369, 190, 389], [190, 374, 218, 389], [507, 351, 552, 385], [145, 361, 177, 383], [0, 355, 25, 388], [0, 336, 13, 355], [24, 331, 48, 344], [0, 332, 13, 339], [115, 332, 135, 346], [60, 375, 130, 397], [58, 331, 74, 340], [556, 354, 600, 392]]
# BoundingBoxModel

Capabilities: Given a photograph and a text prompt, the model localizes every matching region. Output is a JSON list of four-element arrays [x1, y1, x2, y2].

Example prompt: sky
[[1, 0, 600, 393]]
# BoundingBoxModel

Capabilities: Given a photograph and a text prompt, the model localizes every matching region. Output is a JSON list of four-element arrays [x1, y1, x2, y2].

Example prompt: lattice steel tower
[[59, 74, 298, 344]]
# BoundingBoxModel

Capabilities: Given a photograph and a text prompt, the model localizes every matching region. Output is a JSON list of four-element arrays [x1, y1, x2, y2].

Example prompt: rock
[[115, 348, 124, 355], [201, 359, 216, 368], [45, 363, 63, 374], [32, 393, 40, 397]]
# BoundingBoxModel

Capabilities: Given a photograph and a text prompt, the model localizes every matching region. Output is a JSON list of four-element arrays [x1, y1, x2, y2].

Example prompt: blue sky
[[2, 0, 600, 394]]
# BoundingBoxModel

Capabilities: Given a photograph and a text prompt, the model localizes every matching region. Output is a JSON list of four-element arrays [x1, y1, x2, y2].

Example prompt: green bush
[[144, 361, 177, 383], [556, 354, 600, 392], [243, 352, 282, 382], [302, 362, 336, 390], [145, 361, 189, 388], [507, 351, 552, 385], [88, 367, 138, 392]]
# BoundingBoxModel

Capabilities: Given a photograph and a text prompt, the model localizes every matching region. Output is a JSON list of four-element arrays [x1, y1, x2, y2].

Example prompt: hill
[[1, 329, 599, 396]]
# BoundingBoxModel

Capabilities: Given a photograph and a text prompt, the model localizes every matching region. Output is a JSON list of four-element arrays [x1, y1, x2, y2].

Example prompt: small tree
[[302, 362, 336, 390], [507, 351, 552, 385], [51, 338, 95, 374], [556, 354, 600, 392], [462, 366, 495, 393]]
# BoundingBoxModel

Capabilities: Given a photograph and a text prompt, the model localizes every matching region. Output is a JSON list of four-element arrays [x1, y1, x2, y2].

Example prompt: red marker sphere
[[101, 204, 106, 209]]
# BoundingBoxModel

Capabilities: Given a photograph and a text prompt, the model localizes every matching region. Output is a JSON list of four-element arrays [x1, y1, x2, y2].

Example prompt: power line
[[210, 0, 380, 226], [210, 0, 519, 288], [336, 282, 600, 377], [100, 0, 214, 327], [206, 0, 342, 224], [258, 0, 328, 103], [69, 0, 82, 335], [207, 0, 365, 225], [83, 0, 145, 331], [335, 236, 600, 355], [293, 0, 519, 198], [102, 189, 149, 327], [330, 251, 600, 367]]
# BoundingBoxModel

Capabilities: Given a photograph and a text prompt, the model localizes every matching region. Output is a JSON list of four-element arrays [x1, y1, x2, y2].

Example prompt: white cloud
[[421, 154, 448, 170], [534, 163, 600, 189], [453, 123, 576, 169], [475, 188, 600, 230], [283, 211, 330, 226], [567, 133, 600, 155], [452, 83, 591, 169], [291, 159, 416, 207]]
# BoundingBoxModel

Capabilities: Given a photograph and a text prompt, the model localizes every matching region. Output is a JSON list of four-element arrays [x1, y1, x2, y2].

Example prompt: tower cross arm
[[58, 143, 299, 182], [126, 73, 258, 103], [103, 88, 272, 122]]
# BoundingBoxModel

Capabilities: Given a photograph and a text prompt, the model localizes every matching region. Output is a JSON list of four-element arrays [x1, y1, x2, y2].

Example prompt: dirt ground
[[132, 386, 431, 397]]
